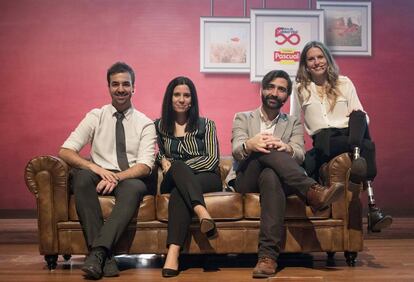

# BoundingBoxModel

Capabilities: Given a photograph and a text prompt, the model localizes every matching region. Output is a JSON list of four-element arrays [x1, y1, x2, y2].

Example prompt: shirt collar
[[260, 106, 280, 125], [111, 105, 133, 120]]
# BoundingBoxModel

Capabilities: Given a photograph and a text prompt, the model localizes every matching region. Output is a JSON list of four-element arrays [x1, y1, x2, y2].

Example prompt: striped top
[[155, 117, 219, 173]]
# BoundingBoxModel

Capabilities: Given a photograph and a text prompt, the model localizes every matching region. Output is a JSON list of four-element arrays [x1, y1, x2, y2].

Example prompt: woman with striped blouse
[[155, 76, 221, 277]]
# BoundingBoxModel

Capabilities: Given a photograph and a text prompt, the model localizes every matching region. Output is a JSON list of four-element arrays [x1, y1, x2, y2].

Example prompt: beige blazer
[[225, 108, 306, 185]]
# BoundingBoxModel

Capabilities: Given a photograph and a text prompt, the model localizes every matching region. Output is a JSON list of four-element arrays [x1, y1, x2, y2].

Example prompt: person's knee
[[118, 179, 147, 200], [349, 110, 366, 120], [170, 160, 186, 169], [259, 150, 289, 163], [71, 169, 97, 194], [362, 139, 375, 152], [169, 160, 190, 174]]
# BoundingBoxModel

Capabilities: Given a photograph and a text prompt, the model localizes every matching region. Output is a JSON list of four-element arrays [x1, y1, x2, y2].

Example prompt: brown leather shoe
[[252, 257, 277, 278], [307, 183, 344, 212]]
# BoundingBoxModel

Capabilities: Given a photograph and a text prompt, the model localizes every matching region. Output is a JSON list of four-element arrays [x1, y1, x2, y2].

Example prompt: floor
[[0, 218, 413, 282]]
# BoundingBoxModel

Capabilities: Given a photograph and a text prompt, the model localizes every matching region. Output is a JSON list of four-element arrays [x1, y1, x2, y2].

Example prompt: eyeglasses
[[263, 84, 287, 94]]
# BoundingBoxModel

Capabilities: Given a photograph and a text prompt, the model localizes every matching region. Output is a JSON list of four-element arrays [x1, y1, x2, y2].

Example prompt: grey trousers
[[71, 169, 148, 252], [235, 150, 315, 260]]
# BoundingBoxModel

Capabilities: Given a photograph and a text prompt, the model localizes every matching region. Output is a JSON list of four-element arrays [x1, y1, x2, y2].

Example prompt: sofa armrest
[[24, 155, 70, 254], [324, 153, 363, 223]]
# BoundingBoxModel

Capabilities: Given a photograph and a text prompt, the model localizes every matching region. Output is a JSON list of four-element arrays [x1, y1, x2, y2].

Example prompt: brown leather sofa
[[24, 153, 363, 270]]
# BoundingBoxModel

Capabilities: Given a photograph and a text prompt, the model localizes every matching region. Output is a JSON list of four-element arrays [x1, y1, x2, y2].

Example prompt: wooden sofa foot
[[326, 252, 336, 266], [63, 254, 71, 261], [344, 251, 357, 266], [45, 255, 58, 270]]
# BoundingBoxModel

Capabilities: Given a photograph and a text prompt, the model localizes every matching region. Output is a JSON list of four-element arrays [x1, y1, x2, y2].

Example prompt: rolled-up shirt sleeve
[[61, 109, 99, 152], [136, 121, 157, 170]]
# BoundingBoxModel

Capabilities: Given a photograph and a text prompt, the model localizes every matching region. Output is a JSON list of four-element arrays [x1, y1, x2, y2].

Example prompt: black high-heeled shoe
[[200, 218, 218, 239], [162, 268, 179, 277]]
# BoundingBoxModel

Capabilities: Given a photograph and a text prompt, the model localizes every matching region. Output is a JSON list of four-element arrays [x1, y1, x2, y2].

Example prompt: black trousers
[[235, 151, 316, 260], [160, 160, 222, 247], [71, 169, 148, 252], [305, 110, 377, 182]]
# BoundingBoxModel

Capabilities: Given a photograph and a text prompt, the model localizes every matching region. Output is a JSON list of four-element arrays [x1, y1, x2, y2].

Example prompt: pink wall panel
[[0, 0, 413, 215]]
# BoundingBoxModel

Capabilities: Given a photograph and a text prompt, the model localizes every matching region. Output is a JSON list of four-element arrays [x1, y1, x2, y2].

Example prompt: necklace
[[315, 84, 326, 99]]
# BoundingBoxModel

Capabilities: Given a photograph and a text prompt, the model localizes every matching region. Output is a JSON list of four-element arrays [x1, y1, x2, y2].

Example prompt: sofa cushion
[[244, 193, 331, 219], [68, 195, 156, 222], [156, 192, 243, 222]]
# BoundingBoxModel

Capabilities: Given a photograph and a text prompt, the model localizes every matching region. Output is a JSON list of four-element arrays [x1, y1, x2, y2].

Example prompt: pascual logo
[[274, 50, 300, 64]]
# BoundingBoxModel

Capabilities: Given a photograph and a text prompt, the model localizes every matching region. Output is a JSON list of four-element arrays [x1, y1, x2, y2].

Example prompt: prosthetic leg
[[352, 147, 393, 232], [366, 180, 393, 232]]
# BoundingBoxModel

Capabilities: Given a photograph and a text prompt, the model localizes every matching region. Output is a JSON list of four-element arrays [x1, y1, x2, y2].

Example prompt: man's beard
[[261, 95, 284, 110]]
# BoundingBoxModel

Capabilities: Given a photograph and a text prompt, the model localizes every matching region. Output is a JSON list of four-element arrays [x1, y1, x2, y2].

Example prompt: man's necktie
[[115, 112, 129, 171]]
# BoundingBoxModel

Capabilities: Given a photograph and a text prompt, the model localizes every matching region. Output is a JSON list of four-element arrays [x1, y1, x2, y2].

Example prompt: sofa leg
[[344, 251, 357, 267], [63, 254, 72, 261], [45, 255, 58, 270], [326, 252, 336, 266]]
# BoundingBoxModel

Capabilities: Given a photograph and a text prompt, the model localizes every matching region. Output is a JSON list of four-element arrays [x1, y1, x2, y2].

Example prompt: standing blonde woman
[[290, 41, 392, 232]]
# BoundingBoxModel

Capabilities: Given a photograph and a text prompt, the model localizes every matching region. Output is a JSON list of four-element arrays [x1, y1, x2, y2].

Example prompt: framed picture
[[250, 9, 324, 82], [200, 17, 250, 73], [317, 1, 371, 56]]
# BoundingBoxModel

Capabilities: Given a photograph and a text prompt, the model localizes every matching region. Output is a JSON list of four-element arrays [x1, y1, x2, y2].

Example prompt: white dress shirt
[[290, 76, 367, 136], [259, 107, 280, 134], [62, 104, 156, 171]]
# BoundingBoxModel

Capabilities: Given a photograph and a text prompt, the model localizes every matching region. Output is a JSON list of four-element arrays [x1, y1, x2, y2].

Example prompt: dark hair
[[107, 62, 135, 86], [261, 70, 292, 95], [160, 76, 199, 135]]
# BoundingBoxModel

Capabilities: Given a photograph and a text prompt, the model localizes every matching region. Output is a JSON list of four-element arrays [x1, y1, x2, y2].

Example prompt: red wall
[[0, 0, 413, 215]]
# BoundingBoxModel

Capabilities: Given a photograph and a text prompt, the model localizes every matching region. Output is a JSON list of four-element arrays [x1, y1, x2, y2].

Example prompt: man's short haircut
[[107, 62, 135, 86], [261, 70, 292, 95]]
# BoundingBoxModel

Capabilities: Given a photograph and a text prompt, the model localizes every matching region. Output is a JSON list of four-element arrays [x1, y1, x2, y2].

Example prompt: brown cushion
[[156, 192, 243, 222], [68, 195, 155, 222], [244, 193, 331, 219]]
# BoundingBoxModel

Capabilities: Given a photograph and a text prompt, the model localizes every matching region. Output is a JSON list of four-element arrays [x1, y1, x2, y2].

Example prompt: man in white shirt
[[59, 62, 156, 280], [227, 70, 344, 278]]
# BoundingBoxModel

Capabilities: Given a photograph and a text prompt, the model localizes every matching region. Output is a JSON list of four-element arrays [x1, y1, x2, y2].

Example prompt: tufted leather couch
[[25, 153, 363, 270]]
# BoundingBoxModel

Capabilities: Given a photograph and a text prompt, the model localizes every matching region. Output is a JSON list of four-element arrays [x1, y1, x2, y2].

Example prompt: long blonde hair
[[295, 41, 341, 112]]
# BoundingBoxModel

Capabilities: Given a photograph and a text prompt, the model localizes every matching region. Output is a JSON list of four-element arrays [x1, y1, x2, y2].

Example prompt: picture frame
[[317, 1, 372, 56], [250, 9, 324, 82], [200, 17, 250, 73]]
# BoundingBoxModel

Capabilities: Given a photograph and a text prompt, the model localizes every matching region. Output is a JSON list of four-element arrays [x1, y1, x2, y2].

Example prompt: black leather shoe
[[162, 268, 179, 277], [81, 248, 106, 280], [200, 218, 218, 239], [368, 207, 393, 232], [103, 255, 119, 277]]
